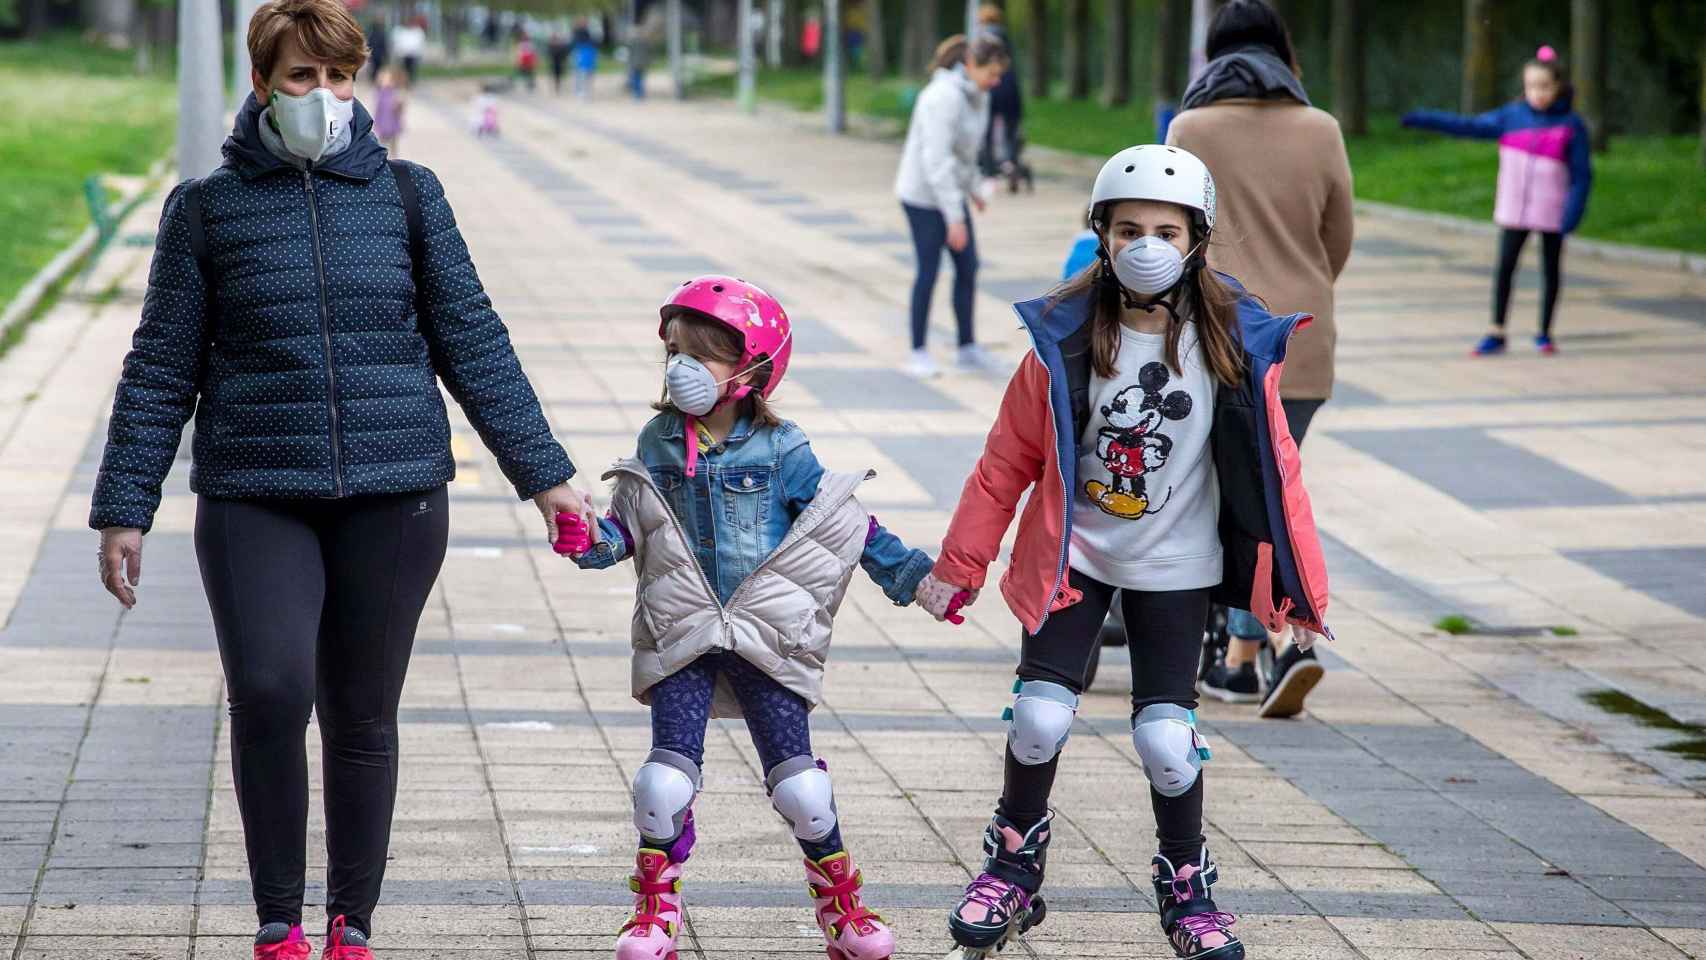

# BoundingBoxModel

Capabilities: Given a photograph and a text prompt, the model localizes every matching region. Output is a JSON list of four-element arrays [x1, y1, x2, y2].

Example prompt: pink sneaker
[[320, 916, 371, 960], [616, 848, 685, 960], [254, 924, 311, 960], [804, 850, 893, 960]]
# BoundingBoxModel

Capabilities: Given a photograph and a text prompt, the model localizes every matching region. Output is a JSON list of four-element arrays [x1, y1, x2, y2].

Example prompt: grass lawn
[[694, 66, 1706, 254], [0, 33, 176, 313]]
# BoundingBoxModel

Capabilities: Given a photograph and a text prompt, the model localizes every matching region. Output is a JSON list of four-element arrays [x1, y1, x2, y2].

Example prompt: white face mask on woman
[[269, 87, 355, 162]]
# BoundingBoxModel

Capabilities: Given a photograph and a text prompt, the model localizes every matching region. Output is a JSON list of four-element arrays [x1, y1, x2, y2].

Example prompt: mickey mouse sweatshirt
[[1070, 322, 1222, 592]]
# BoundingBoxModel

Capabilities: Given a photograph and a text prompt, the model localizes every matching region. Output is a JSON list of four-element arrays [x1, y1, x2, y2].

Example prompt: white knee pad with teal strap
[[1131, 703, 1212, 797], [1005, 679, 1079, 765]]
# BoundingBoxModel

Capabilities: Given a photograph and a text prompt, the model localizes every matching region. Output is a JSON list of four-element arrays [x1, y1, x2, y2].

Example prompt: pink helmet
[[658, 276, 793, 397]]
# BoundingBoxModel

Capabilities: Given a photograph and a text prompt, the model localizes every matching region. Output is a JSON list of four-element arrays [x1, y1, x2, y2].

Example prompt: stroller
[[981, 115, 1035, 194]]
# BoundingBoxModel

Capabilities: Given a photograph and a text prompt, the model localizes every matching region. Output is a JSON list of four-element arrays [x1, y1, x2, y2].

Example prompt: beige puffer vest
[[603, 459, 874, 718]]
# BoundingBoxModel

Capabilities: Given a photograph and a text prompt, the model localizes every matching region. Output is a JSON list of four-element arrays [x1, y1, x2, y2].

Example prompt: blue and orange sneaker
[[1470, 334, 1507, 356], [1535, 335, 1558, 355], [322, 916, 372, 960], [254, 923, 311, 960]]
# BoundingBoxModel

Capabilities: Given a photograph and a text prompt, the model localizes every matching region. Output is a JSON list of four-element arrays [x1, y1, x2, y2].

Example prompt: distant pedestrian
[[365, 18, 388, 82], [571, 18, 598, 99], [547, 31, 571, 94], [372, 66, 406, 155], [626, 8, 661, 100], [976, 5, 1028, 191], [1403, 44, 1593, 357], [1166, 0, 1352, 718], [392, 16, 426, 87], [893, 33, 1010, 379], [515, 34, 538, 91]]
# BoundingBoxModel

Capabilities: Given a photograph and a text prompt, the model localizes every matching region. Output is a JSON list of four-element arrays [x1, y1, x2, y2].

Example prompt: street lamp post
[[178, 0, 225, 181], [823, 0, 843, 133], [232, 0, 264, 109], [668, 0, 685, 99], [737, 0, 755, 113]]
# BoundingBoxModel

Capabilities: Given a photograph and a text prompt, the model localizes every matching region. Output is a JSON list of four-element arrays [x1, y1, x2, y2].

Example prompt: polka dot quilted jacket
[[89, 96, 576, 533]]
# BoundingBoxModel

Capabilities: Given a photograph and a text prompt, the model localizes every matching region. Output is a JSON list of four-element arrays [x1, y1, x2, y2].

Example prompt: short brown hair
[[931, 33, 1010, 73], [248, 0, 370, 79], [654, 313, 783, 427]]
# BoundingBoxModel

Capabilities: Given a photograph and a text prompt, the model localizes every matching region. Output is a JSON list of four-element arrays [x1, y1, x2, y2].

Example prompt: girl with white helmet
[[566, 276, 935, 960], [911, 147, 1332, 960]]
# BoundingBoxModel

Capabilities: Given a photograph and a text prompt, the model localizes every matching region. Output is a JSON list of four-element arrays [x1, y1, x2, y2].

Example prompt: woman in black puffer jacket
[[88, 1, 587, 953]]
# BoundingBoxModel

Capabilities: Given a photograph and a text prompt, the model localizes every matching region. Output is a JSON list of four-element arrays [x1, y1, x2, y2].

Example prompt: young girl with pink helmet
[[567, 276, 935, 960]]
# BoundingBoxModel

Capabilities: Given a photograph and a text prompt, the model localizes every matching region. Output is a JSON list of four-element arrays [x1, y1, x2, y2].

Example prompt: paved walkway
[[2, 81, 1705, 959]]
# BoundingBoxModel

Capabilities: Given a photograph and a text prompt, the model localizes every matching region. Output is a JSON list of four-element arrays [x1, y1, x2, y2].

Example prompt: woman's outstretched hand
[[532, 483, 594, 550], [98, 527, 143, 609], [916, 572, 976, 622]]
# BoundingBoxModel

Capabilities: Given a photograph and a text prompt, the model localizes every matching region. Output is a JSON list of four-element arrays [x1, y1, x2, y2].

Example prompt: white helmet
[[1088, 145, 1216, 231]]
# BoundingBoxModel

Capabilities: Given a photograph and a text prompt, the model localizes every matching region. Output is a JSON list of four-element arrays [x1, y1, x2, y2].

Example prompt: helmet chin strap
[[683, 383, 756, 479]]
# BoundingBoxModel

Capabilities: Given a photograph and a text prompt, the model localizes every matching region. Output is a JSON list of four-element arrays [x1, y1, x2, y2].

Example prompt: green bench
[[83, 175, 154, 263]]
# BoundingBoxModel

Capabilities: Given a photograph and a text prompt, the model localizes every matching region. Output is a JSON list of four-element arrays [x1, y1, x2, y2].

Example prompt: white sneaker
[[956, 343, 1005, 374], [906, 349, 939, 378]]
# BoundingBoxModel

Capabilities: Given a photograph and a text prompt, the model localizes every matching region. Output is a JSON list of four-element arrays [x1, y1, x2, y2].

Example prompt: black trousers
[[997, 569, 1210, 866], [1494, 228, 1564, 337], [195, 488, 449, 936]]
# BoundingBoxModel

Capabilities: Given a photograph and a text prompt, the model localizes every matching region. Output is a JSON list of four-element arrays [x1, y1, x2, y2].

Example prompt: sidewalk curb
[[0, 156, 170, 348], [1354, 199, 1706, 277]]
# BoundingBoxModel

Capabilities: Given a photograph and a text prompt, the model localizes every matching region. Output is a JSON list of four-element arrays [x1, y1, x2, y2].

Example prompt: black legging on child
[[195, 488, 449, 937], [996, 569, 1210, 867], [1494, 228, 1564, 337]]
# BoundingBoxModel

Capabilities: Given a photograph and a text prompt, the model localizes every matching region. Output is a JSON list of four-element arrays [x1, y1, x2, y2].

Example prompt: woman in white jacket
[[895, 33, 1009, 377]]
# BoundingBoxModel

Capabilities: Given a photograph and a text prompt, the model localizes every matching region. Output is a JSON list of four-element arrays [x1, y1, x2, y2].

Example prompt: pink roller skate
[[804, 850, 893, 960], [616, 848, 685, 960]]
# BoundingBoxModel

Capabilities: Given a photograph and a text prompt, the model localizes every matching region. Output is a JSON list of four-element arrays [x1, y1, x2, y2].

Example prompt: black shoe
[[1199, 661, 1260, 704], [1257, 642, 1323, 719]]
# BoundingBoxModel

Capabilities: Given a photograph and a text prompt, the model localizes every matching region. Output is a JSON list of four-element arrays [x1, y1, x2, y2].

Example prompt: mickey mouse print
[[1085, 361, 1191, 520]]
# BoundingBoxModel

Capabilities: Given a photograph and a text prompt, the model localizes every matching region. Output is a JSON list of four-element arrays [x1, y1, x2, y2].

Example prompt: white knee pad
[[1131, 704, 1210, 798], [1004, 679, 1079, 766], [632, 748, 700, 840], [766, 755, 838, 842]]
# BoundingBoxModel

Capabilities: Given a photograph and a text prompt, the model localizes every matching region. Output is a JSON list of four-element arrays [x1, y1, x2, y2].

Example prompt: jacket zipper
[[1020, 312, 1071, 633], [303, 169, 344, 498]]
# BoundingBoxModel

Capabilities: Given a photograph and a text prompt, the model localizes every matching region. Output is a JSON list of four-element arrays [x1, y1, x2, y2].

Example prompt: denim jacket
[[578, 412, 932, 606]]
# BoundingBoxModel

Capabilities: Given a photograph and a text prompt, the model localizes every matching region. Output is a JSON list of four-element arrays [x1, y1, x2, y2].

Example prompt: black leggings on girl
[[195, 488, 449, 937], [996, 569, 1210, 866], [1494, 228, 1564, 337]]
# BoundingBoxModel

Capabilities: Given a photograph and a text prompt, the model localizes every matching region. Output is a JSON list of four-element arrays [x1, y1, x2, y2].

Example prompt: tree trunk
[[903, 0, 936, 77], [1571, 0, 1608, 152], [1026, 0, 1048, 99], [132, 4, 152, 74], [824, 0, 845, 132], [22, 0, 50, 39], [1699, 32, 1706, 169], [783, 0, 804, 67], [1102, 0, 1131, 107], [1062, 0, 1089, 100], [1460, 0, 1498, 113], [1154, 0, 1187, 106], [1330, 0, 1365, 134], [865, 0, 886, 78]]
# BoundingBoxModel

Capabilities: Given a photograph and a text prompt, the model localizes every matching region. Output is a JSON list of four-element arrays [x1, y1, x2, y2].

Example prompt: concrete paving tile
[[13, 936, 190, 960], [1493, 922, 1690, 959], [25, 904, 194, 936]]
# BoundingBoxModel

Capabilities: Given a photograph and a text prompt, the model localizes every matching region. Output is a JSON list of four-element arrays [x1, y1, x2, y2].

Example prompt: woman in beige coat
[[1166, 0, 1352, 719]]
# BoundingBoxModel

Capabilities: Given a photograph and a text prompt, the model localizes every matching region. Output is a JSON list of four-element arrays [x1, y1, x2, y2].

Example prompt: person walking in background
[[571, 18, 599, 99], [977, 5, 1026, 190], [515, 31, 538, 92], [547, 30, 571, 94], [1166, 0, 1352, 719], [364, 17, 387, 82], [626, 8, 660, 100], [1403, 45, 1593, 357], [371, 66, 405, 155], [391, 14, 425, 87], [90, 2, 589, 956], [894, 34, 1010, 379]]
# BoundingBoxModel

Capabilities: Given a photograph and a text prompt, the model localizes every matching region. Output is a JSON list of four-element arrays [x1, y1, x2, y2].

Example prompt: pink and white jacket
[[1403, 97, 1593, 235]]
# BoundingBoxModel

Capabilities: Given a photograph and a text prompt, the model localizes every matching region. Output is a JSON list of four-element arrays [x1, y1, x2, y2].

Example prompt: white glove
[[916, 572, 975, 622], [1290, 624, 1321, 652]]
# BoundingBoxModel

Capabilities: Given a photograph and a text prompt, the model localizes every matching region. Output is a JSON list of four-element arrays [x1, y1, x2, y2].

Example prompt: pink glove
[[553, 511, 591, 557], [917, 573, 976, 623]]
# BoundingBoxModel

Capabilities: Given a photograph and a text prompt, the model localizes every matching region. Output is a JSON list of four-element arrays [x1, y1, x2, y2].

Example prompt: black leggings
[[903, 201, 978, 350], [1494, 228, 1564, 337], [195, 488, 449, 937], [998, 569, 1209, 866]]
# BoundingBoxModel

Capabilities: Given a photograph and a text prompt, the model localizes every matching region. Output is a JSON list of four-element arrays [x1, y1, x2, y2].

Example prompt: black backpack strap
[[182, 178, 214, 284], [389, 159, 427, 276]]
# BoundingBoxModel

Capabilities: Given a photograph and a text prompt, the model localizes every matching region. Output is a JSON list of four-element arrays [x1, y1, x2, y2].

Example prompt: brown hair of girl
[[931, 33, 1010, 73], [1053, 210, 1245, 387], [654, 312, 783, 427]]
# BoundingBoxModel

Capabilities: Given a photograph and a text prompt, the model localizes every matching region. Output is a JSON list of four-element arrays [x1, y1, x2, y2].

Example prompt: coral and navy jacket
[[933, 281, 1331, 638], [1402, 97, 1593, 235]]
